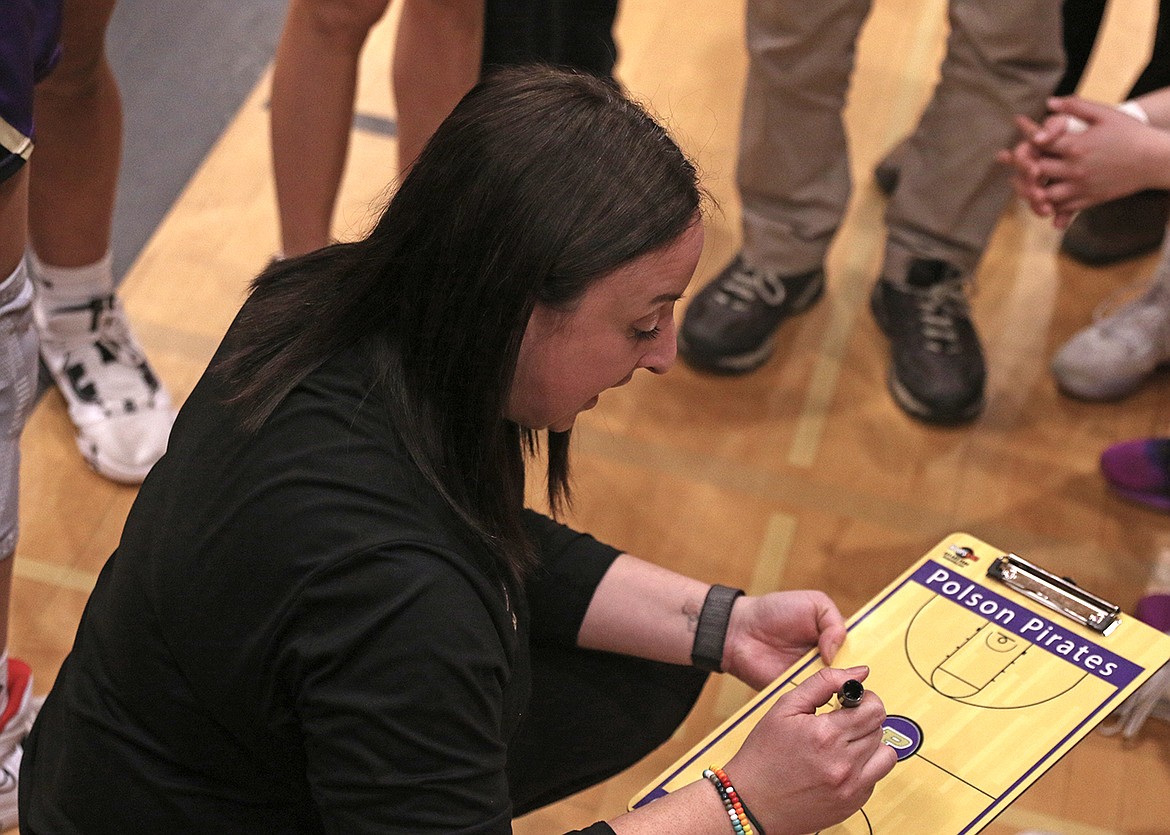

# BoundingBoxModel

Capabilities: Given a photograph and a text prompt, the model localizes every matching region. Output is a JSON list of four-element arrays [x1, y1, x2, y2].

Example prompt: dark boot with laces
[[870, 258, 985, 424], [678, 255, 824, 374]]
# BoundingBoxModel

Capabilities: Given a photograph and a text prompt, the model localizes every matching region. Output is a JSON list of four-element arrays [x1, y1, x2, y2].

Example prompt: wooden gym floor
[[9, 0, 1170, 832]]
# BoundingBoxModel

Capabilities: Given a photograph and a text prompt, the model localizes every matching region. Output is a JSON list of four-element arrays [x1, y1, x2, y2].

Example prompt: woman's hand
[[722, 591, 847, 690], [726, 666, 897, 835]]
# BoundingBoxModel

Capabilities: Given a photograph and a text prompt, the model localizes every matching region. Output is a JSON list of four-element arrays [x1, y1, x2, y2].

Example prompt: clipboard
[[630, 533, 1170, 834]]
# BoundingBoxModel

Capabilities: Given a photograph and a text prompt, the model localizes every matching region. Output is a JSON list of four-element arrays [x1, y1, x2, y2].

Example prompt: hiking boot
[[870, 259, 985, 424], [678, 255, 824, 374], [1050, 280, 1170, 400]]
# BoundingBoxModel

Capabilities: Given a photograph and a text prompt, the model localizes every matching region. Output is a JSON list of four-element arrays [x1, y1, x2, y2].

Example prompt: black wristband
[[691, 584, 744, 673]]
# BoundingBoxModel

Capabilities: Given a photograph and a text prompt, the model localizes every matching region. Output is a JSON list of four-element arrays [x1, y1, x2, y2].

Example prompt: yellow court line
[[14, 557, 99, 594], [748, 512, 796, 595], [575, 425, 1123, 571], [982, 214, 1063, 420]]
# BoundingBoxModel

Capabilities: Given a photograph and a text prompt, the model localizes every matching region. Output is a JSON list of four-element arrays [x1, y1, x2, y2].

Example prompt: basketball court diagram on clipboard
[[630, 533, 1170, 835]]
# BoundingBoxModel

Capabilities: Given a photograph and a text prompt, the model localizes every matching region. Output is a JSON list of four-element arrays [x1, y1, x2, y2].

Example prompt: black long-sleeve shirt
[[22, 336, 621, 834]]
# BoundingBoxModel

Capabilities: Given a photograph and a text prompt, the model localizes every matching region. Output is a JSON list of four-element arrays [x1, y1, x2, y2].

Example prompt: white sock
[[27, 249, 115, 307]]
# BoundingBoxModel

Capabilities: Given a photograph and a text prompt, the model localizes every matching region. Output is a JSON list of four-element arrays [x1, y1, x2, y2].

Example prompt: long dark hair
[[219, 66, 703, 579]]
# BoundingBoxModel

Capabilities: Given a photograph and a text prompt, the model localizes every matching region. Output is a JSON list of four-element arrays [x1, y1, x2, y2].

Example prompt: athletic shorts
[[0, 0, 64, 184], [0, 263, 39, 558]]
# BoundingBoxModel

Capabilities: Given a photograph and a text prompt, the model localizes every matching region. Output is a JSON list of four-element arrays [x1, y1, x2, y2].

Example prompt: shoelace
[[911, 279, 970, 355], [715, 264, 788, 309], [49, 295, 159, 413], [52, 295, 146, 365], [94, 298, 148, 363]]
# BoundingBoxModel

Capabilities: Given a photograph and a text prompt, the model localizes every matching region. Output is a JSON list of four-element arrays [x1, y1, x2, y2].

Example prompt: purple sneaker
[[1135, 594, 1170, 632], [1100, 438, 1170, 511]]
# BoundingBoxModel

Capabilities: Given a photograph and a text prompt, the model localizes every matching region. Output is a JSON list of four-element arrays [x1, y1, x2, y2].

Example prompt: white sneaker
[[1051, 281, 1170, 400], [1100, 661, 1170, 740], [0, 659, 42, 831], [33, 293, 175, 484]]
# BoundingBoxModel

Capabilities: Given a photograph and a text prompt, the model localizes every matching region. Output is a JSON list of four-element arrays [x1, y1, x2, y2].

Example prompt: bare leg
[[271, 0, 392, 257], [393, 0, 484, 175], [27, 0, 120, 267], [25, 0, 175, 486]]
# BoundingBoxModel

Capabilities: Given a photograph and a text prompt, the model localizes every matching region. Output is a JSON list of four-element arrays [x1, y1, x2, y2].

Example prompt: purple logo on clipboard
[[881, 715, 923, 761]]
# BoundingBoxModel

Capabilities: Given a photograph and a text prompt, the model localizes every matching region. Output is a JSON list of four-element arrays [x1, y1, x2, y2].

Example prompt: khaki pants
[[737, 0, 1064, 279]]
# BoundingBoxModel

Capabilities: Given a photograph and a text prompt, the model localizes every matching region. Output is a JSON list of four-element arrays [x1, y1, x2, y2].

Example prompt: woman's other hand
[[727, 666, 897, 835], [722, 590, 847, 690]]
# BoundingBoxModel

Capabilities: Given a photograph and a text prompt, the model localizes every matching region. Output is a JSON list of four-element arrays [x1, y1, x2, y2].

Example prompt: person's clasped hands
[[1000, 95, 1169, 228]]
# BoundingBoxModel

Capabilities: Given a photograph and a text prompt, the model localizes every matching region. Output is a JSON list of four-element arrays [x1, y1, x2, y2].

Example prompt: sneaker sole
[[78, 440, 157, 485], [887, 372, 983, 425], [677, 275, 825, 375], [1108, 484, 1170, 513], [1051, 362, 1170, 402], [677, 332, 777, 375], [1060, 235, 1164, 267], [74, 425, 163, 485], [1053, 378, 1143, 402]]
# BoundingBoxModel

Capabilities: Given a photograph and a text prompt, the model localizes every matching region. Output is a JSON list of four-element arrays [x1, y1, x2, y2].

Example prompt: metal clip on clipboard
[[987, 553, 1121, 636]]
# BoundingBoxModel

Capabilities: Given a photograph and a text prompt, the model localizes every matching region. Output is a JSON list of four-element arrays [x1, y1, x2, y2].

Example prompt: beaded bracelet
[[702, 767, 765, 835], [703, 769, 751, 834], [712, 768, 767, 835]]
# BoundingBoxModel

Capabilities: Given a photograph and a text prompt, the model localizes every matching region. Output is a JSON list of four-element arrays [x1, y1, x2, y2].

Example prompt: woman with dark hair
[[20, 67, 894, 834]]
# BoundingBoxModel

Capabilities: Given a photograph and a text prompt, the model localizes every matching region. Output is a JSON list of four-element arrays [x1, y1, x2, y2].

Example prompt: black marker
[[838, 679, 864, 708]]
